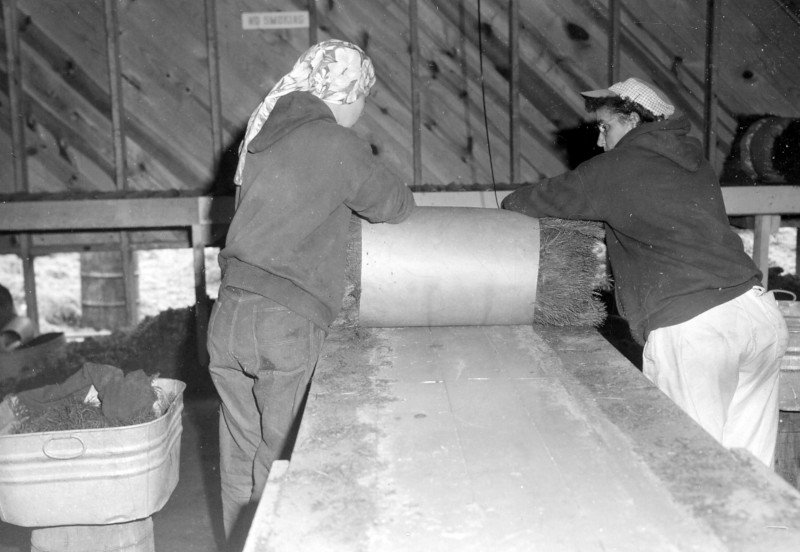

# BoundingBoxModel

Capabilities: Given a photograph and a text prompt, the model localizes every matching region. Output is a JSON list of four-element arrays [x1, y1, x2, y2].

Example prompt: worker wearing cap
[[207, 40, 415, 542], [502, 77, 788, 467]]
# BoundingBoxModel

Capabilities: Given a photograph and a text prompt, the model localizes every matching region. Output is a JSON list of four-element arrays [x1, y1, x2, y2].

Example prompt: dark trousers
[[207, 285, 325, 537]]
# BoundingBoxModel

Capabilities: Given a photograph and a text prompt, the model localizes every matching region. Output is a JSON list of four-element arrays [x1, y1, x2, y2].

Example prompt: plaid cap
[[581, 77, 675, 118]]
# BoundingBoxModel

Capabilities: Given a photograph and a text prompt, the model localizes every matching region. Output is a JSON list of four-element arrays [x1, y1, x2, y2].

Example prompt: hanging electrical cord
[[476, 0, 500, 208]]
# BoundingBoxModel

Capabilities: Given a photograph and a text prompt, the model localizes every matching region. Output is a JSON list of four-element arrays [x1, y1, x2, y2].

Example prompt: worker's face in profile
[[594, 107, 633, 151], [337, 95, 366, 128]]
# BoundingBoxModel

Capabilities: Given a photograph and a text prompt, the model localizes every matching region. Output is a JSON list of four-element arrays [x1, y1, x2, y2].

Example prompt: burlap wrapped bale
[[342, 213, 606, 329]]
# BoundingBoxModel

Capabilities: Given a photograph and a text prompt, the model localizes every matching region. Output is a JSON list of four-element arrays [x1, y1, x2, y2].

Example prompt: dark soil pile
[[0, 307, 211, 400]]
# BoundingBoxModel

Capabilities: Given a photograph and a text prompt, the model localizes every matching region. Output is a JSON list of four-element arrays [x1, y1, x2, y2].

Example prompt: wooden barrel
[[30, 518, 154, 552], [738, 116, 794, 183], [80, 251, 138, 331]]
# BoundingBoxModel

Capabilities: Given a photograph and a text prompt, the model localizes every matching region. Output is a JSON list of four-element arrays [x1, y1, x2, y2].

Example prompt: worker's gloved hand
[[97, 369, 157, 424]]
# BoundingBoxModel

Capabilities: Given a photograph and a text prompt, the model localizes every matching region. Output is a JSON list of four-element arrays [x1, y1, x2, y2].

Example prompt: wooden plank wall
[[2, 0, 799, 200]]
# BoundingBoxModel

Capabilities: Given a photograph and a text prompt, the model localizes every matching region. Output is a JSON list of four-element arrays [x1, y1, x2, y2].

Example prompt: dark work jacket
[[219, 92, 415, 329], [503, 114, 760, 343]]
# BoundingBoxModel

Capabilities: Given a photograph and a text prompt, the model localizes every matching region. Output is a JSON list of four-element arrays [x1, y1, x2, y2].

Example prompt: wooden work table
[[244, 323, 800, 551]]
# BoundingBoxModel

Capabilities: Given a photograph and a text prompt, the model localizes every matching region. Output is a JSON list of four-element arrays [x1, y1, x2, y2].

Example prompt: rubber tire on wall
[[739, 116, 793, 183]]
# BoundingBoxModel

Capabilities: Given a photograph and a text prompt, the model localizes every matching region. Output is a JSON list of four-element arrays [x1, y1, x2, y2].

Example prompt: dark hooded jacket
[[502, 114, 760, 343], [219, 91, 415, 329]]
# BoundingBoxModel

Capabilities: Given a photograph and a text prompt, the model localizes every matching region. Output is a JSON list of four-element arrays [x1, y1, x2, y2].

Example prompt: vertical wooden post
[[104, 0, 128, 191], [508, 0, 520, 185], [192, 224, 210, 367], [19, 238, 39, 331], [308, 0, 318, 46], [103, 0, 138, 327], [408, 0, 422, 188], [607, 0, 621, 85], [200, 0, 221, 364], [3, 0, 26, 192], [204, 0, 223, 169], [457, 1, 473, 176], [796, 230, 800, 276], [119, 234, 138, 326], [605, 0, 622, 290], [703, 0, 720, 170], [752, 214, 776, 288], [3, 0, 39, 331]]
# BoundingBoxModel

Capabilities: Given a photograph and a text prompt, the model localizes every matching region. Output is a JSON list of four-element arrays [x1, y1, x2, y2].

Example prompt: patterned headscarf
[[234, 39, 376, 185]]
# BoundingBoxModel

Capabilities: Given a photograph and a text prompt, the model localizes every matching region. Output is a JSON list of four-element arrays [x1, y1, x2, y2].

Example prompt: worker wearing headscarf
[[208, 39, 414, 543], [233, 39, 376, 185]]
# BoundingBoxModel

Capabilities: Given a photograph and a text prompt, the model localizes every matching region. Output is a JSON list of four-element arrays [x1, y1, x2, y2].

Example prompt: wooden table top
[[244, 324, 800, 551]]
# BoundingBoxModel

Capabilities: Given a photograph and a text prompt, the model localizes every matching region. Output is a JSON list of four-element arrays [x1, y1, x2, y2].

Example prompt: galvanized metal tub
[[0, 378, 184, 527]]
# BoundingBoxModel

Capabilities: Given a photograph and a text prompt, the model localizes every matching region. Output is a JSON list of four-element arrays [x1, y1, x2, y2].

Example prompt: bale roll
[[360, 207, 541, 327], [347, 206, 606, 328]]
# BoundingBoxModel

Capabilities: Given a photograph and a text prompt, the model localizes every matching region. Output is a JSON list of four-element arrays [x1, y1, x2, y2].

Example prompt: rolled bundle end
[[535, 217, 607, 328]]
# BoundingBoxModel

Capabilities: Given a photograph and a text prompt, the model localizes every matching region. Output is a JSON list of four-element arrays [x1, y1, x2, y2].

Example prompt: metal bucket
[[0, 315, 36, 351], [0, 332, 66, 382], [0, 378, 185, 527]]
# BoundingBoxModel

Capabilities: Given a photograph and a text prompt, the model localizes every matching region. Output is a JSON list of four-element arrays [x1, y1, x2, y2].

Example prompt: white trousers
[[643, 287, 788, 466]]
